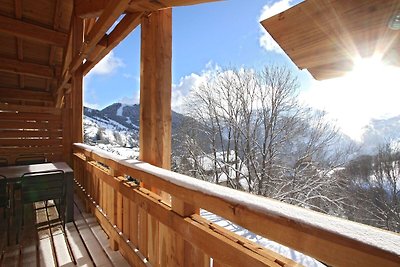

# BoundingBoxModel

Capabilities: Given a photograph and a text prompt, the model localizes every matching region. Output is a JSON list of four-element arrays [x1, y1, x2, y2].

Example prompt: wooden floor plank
[[2, 245, 20, 267], [21, 244, 38, 267], [73, 195, 129, 266], [20, 203, 38, 267], [53, 232, 74, 266], [65, 221, 95, 267], [73, 201, 113, 266], [38, 237, 55, 267], [1, 196, 129, 267]]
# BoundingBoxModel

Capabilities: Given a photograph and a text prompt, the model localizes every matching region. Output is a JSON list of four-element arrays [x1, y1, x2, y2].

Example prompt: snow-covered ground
[[95, 143, 139, 159], [83, 115, 139, 158]]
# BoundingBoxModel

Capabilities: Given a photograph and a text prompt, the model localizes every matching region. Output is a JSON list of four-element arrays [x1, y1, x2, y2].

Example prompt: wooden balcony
[[1, 0, 400, 266], [0, 194, 129, 266], [70, 143, 400, 267]]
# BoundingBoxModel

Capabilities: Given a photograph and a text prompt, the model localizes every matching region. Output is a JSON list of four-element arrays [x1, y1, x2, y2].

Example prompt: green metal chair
[[20, 170, 66, 228], [0, 174, 10, 245]]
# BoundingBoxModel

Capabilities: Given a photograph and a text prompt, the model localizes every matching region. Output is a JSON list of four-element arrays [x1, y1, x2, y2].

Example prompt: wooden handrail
[[73, 143, 400, 267]]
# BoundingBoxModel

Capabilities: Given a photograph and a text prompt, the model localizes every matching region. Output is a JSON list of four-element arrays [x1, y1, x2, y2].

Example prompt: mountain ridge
[[83, 102, 400, 158]]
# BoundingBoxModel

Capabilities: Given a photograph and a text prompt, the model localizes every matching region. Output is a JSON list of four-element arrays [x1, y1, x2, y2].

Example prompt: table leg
[[66, 173, 73, 222]]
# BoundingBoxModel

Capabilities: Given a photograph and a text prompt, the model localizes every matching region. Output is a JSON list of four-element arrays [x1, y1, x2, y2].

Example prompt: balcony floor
[[0, 194, 130, 267]]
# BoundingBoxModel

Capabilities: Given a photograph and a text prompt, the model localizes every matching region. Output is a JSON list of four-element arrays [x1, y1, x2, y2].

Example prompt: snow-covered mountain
[[360, 115, 400, 154], [83, 103, 193, 158]]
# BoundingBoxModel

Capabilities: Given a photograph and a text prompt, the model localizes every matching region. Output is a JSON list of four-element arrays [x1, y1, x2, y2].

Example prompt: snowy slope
[[83, 106, 139, 159], [360, 115, 400, 154]]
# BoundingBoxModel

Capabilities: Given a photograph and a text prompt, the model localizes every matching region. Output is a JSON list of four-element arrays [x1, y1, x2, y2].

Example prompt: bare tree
[[345, 144, 400, 232], [177, 65, 351, 214]]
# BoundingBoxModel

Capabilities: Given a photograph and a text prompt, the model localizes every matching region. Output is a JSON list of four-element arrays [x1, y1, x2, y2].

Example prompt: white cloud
[[120, 95, 139, 105], [84, 102, 100, 110], [300, 62, 400, 141], [258, 0, 294, 53], [172, 73, 206, 113], [171, 63, 219, 113], [89, 51, 125, 76]]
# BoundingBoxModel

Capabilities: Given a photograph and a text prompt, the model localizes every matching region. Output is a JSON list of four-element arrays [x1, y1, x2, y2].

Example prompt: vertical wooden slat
[[122, 196, 130, 238], [185, 242, 211, 267], [138, 207, 148, 258], [129, 199, 139, 246]]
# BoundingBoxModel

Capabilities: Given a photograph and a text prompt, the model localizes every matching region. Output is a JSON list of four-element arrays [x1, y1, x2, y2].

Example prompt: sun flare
[[347, 56, 398, 92], [301, 56, 400, 141]]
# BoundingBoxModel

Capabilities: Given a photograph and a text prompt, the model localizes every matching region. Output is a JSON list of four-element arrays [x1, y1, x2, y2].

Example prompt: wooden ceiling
[[261, 0, 400, 80], [0, 0, 218, 107]]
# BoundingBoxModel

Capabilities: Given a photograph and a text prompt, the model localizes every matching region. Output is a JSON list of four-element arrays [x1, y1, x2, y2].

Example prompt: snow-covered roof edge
[[73, 143, 400, 256]]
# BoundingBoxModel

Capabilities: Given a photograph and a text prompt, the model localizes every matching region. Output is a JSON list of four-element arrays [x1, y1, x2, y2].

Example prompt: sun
[[347, 56, 398, 92], [301, 55, 400, 141]]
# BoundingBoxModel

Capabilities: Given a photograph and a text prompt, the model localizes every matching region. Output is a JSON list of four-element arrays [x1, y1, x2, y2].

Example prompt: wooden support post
[[139, 9, 205, 266], [139, 10, 172, 169], [140, 9, 172, 266], [62, 93, 72, 165], [71, 15, 84, 144]]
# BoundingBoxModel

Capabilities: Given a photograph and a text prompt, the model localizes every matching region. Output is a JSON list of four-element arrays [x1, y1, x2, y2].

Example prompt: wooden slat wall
[[0, 104, 63, 164], [73, 146, 302, 267]]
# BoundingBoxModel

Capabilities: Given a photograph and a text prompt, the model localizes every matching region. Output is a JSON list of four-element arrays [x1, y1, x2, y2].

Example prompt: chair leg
[[6, 208, 10, 246], [21, 203, 24, 227]]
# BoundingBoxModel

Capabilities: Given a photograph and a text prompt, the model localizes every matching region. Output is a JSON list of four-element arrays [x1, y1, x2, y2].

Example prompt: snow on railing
[[73, 143, 400, 267]]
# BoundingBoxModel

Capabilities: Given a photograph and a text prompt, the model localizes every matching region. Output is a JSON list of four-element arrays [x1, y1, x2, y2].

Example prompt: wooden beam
[[83, 12, 143, 75], [75, 0, 109, 18], [71, 16, 84, 143], [0, 88, 54, 103], [69, 0, 131, 73], [75, 0, 221, 16], [0, 103, 61, 115], [48, 0, 64, 93], [0, 57, 54, 79], [85, 35, 108, 62], [130, 0, 220, 11], [55, 20, 74, 108], [0, 14, 68, 46]]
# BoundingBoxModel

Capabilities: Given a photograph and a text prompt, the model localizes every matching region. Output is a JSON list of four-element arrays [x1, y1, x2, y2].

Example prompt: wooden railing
[[73, 143, 400, 267]]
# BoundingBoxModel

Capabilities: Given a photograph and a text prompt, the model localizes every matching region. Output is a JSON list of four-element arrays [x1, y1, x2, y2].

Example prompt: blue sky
[[84, 0, 305, 109], [84, 0, 400, 140]]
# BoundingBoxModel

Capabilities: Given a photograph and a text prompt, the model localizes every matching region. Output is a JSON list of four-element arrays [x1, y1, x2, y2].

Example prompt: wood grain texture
[[0, 57, 55, 79], [261, 0, 400, 80], [74, 144, 400, 267], [0, 14, 68, 46]]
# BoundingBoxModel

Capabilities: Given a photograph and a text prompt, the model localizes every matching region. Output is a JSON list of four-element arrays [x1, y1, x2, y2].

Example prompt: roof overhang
[[261, 0, 400, 80]]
